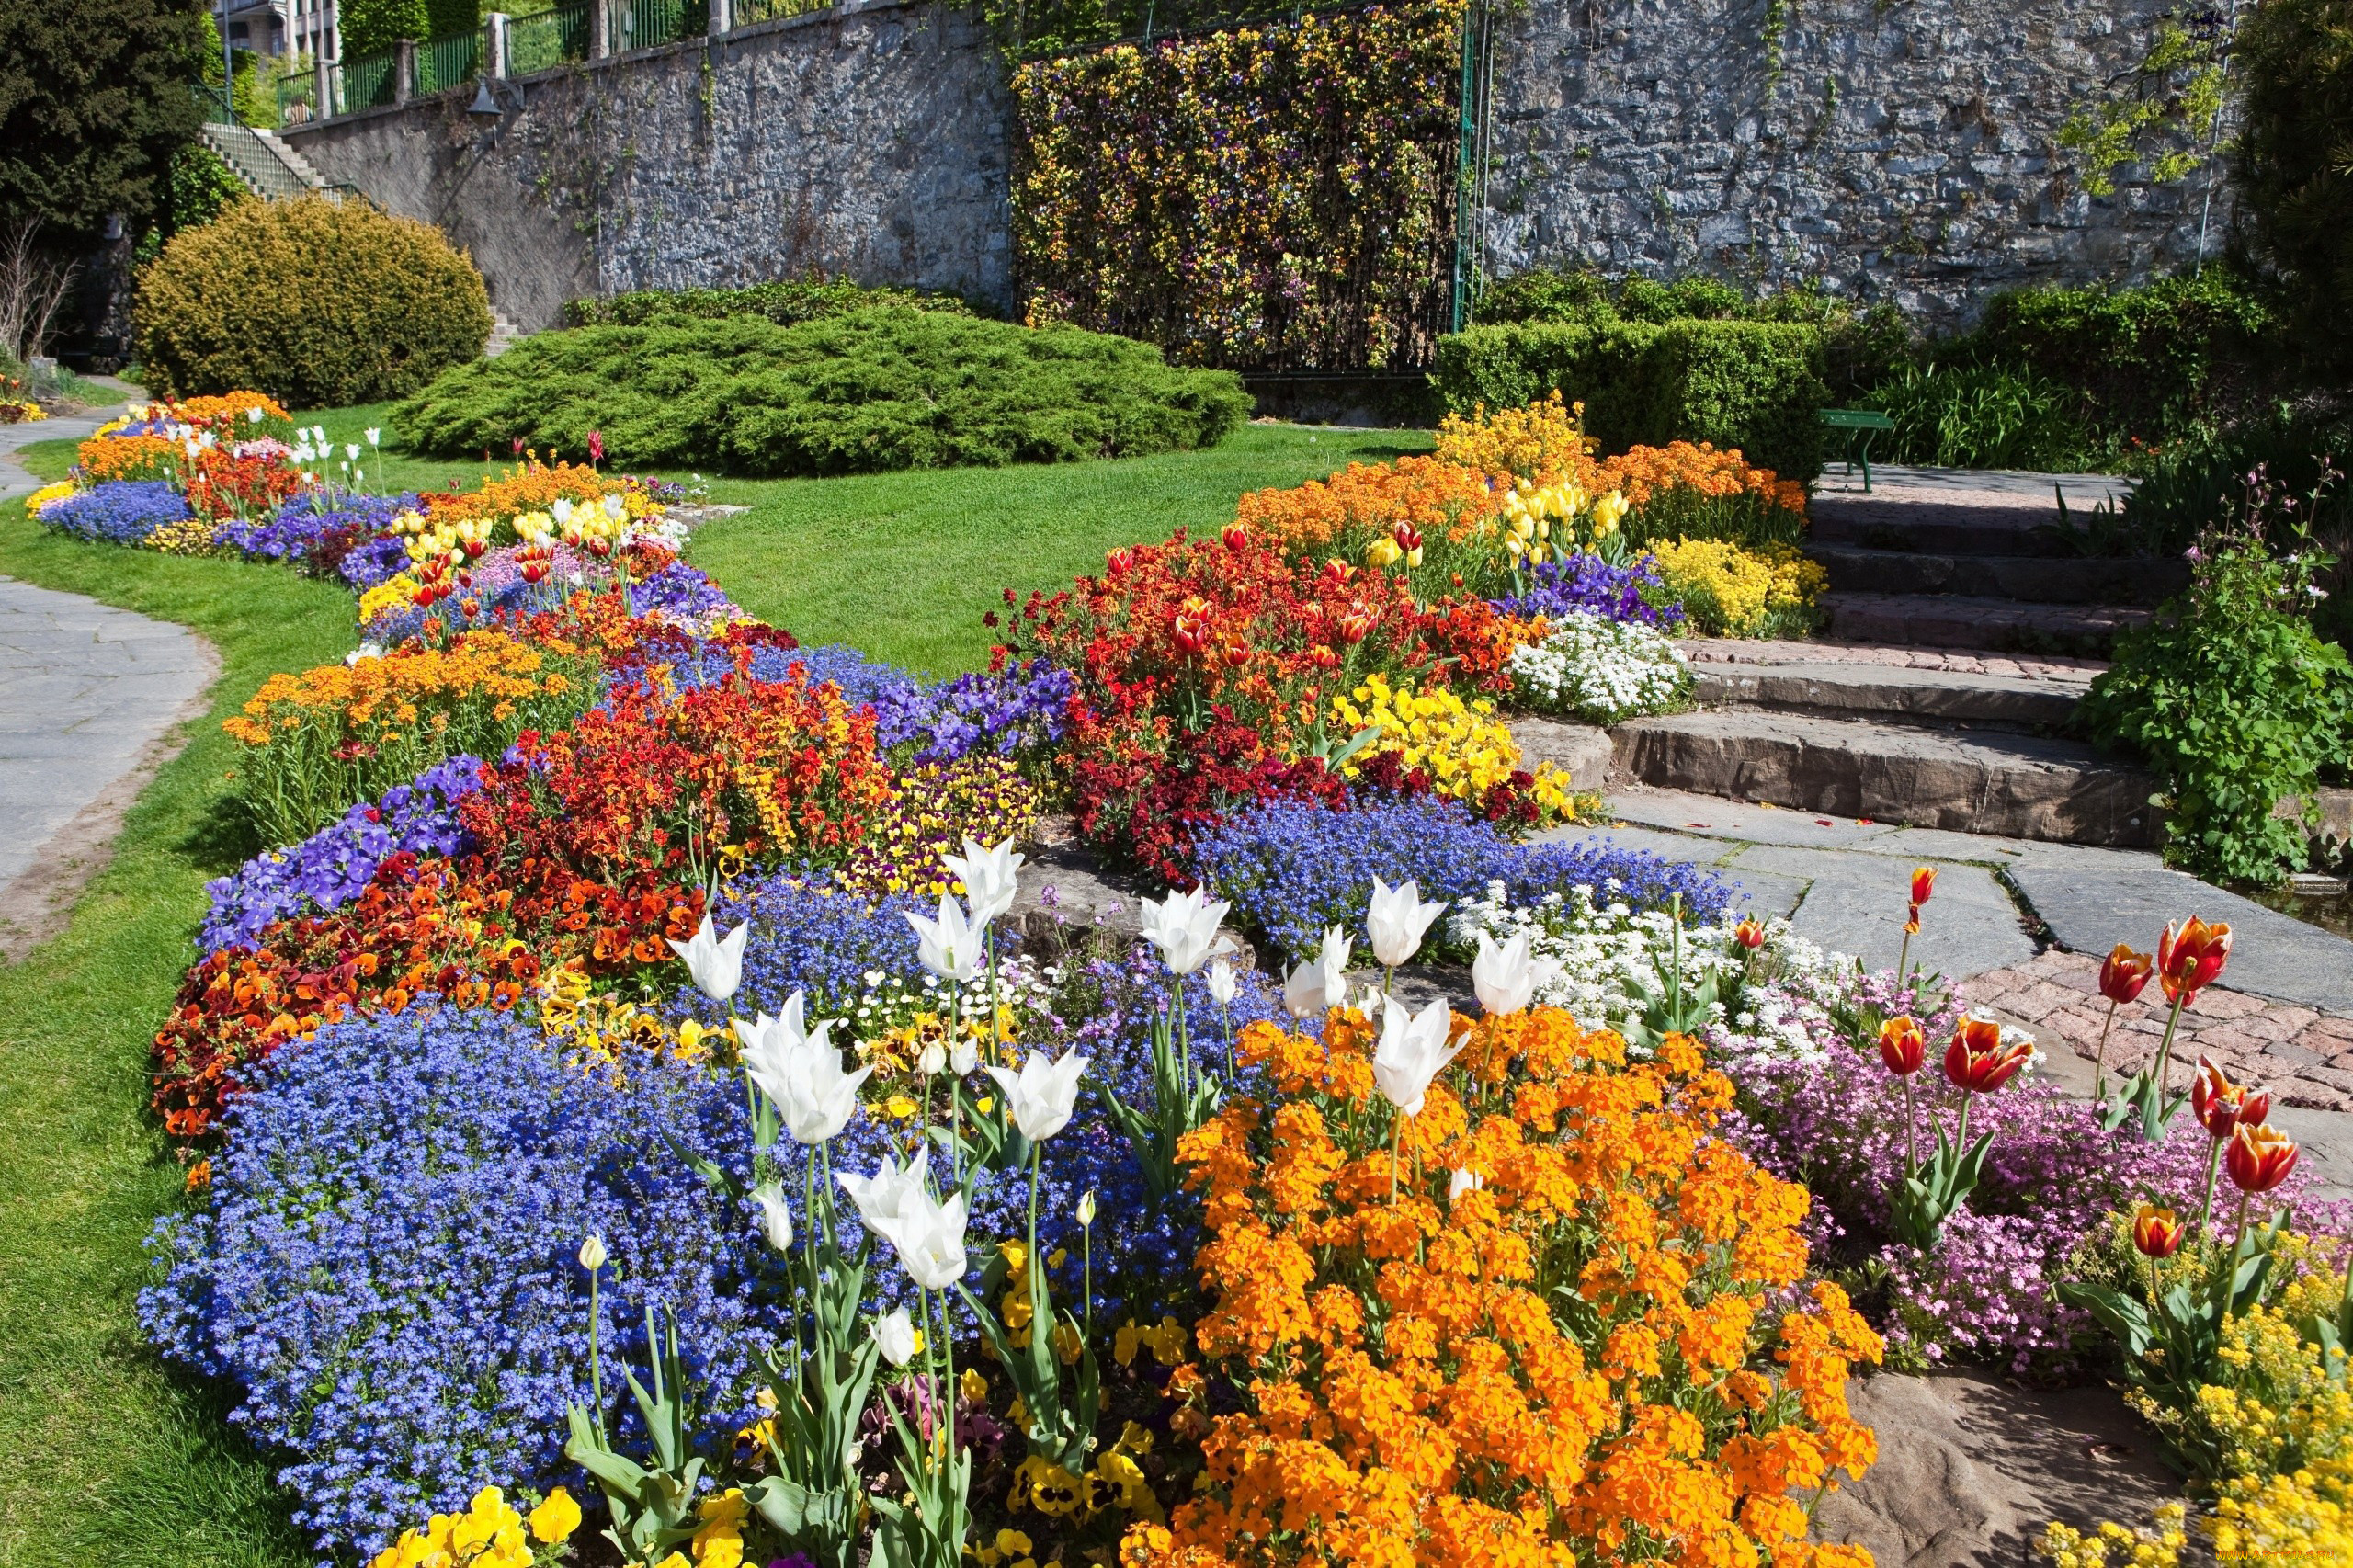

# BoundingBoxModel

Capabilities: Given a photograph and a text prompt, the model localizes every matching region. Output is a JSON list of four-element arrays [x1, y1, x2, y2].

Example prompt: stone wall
[[283, 0, 1011, 331], [1480, 0, 2231, 327]]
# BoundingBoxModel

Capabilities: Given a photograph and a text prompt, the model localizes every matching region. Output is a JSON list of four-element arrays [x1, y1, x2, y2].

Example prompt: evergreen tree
[[0, 0, 210, 243]]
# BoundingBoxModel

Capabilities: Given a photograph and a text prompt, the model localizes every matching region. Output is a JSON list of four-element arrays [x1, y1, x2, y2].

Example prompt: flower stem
[[2197, 1138, 2224, 1248], [2093, 998, 2119, 1099], [1902, 1074, 1918, 1174], [586, 1262, 606, 1441]]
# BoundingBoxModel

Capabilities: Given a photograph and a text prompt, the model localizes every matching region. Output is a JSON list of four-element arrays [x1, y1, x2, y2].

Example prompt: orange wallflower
[[1593, 440, 1807, 517]]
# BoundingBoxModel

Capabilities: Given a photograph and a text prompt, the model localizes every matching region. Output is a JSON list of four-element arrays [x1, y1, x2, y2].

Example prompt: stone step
[[484, 312, 521, 358], [1811, 489, 2088, 558], [1608, 710, 2163, 846], [1688, 659, 2085, 731], [1810, 544, 2188, 607], [1825, 593, 2151, 653]]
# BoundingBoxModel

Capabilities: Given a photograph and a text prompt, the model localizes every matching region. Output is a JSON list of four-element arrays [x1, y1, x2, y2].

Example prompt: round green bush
[[391, 307, 1254, 476], [135, 196, 492, 406], [2234, 0, 2353, 375]]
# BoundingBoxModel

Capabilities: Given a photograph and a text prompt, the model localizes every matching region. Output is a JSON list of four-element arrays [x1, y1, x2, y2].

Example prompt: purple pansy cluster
[[199, 755, 485, 951], [1489, 551, 1684, 629]]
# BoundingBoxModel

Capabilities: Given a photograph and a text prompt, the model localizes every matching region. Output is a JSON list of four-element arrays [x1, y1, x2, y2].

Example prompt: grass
[[0, 412, 1423, 1564]]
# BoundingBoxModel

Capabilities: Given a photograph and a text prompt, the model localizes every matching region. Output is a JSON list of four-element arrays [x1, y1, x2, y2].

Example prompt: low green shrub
[[2080, 475, 2353, 886], [392, 307, 1253, 475], [1861, 360, 2090, 471], [563, 278, 975, 330], [1431, 318, 1828, 479], [134, 196, 491, 406]]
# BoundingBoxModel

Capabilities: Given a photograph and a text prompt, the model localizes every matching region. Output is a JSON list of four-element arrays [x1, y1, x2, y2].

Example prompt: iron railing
[[344, 49, 398, 108], [731, 0, 829, 25], [416, 29, 484, 93], [608, 0, 700, 51], [506, 0, 593, 74]]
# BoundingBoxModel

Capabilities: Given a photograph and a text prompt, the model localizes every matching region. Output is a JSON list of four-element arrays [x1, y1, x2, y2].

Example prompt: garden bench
[[1819, 407, 1895, 492]]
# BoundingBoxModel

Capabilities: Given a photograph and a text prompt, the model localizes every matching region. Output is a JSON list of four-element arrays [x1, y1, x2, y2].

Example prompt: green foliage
[[1861, 360, 2088, 471], [2057, 19, 2228, 197], [340, 0, 429, 55], [135, 195, 492, 405], [0, 0, 210, 244], [565, 279, 975, 329], [2234, 0, 2353, 376], [167, 144, 245, 233], [1430, 318, 1828, 479], [395, 308, 1251, 476], [426, 0, 481, 40], [2081, 473, 2353, 886]]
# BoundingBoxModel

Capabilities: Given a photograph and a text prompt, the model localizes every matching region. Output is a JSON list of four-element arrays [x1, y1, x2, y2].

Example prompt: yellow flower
[[528, 1485, 582, 1543], [24, 480, 75, 517]]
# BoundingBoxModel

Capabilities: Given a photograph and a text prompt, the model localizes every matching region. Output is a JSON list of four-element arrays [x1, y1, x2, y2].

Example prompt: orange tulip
[[1733, 920, 1766, 951], [1105, 546, 1134, 576], [1910, 867, 1937, 907], [2190, 1057, 2270, 1142], [2099, 944, 2154, 1006], [2131, 1204, 2186, 1258], [2226, 1122, 2300, 1194], [1943, 1017, 2031, 1095], [1171, 597, 1214, 658], [1878, 1016, 1926, 1076], [2157, 916, 2233, 1006]]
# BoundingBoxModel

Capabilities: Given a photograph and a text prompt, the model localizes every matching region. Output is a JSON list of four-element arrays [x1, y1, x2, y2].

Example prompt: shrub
[[392, 308, 1251, 476], [34, 479, 191, 543], [1430, 318, 1829, 479], [1189, 794, 1733, 961], [2234, 0, 2353, 376], [1862, 359, 2088, 470], [564, 278, 975, 329], [135, 196, 492, 406], [2079, 500, 2353, 886], [139, 1006, 780, 1561]]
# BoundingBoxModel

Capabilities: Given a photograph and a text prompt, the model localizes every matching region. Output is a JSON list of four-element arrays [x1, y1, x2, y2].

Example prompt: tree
[[0, 0, 210, 246], [340, 0, 430, 56], [2234, 0, 2353, 371]]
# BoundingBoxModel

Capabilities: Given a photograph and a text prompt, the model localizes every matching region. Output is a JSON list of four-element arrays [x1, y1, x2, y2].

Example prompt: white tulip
[[1449, 1168, 1485, 1201], [1138, 886, 1235, 976], [837, 1145, 933, 1244], [1282, 926, 1352, 1018], [1365, 877, 1448, 969], [346, 442, 361, 460], [1472, 928, 1537, 1017], [917, 1040, 946, 1076], [1076, 1190, 1097, 1228], [1371, 996, 1461, 1117], [904, 893, 983, 982], [755, 1186, 793, 1253], [601, 493, 624, 519], [578, 1233, 608, 1271], [889, 1187, 970, 1291], [984, 1049, 1090, 1142], [873, 1307, 920, 1368], [735, 994, 870, 1144], [1205, 958, 1237, 1006], [364, 426, 381, 447], [950, 1036, 980, 1075], [943, 835, 1025, 927], [665, 911, 748, 1004], [246, 406, 264, 423], [552, 497, 574, 526], [310, 424, 326, 446]]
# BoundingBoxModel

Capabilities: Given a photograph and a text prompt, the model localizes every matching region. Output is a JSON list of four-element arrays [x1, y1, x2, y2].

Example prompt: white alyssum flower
[[1506, 611, 1690, 724]]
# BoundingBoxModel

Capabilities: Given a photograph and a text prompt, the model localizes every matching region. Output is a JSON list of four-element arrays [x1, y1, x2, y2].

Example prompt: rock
[[1813, 1371, 2183, 1567], [1507, 716, 1613, 791]]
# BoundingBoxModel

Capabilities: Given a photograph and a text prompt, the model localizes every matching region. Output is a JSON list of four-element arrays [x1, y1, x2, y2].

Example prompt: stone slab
[[1826, 592, 2151, 653], [2008, 860, 2353, 1015], [1505, 716, 1613, 791], [1811, 543, 2188, 607], [1541, 824, 1810, 918], [1608, 710, 2162, 846], [1814, 1370, 2182, 1568], [1727, 846, 2037, 977], [1677, 638, 2105, 687], [1688, 659, 2082, 730]]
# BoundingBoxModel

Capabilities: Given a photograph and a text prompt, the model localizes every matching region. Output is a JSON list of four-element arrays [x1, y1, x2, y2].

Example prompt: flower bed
[[58, 387, 2346, 1567]]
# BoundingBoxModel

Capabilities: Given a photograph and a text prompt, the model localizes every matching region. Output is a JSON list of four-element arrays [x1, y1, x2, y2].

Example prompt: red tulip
[[1171, 597, 1213, 658], [1733, 920, 1766, 951], [1944, 1017, 2031, 1095], [2190, 1057, 2270, 1142], [1220, 520, 1249, 551], [1878, 1016, 1926, 1076], [586, 429, 604, 463], [1392, 521, 1425, 553], [1335, 609, 1375, 645], [512, 437, 525, 457], [2132, 1204, 2186, 1258], [2099, 943, 2154, 1006], [1911, 867, 1937, 907], [1321, 559, 1356, 586], [2157, 916, 2232, 1006], [2225, 1121, 2300, 1194]]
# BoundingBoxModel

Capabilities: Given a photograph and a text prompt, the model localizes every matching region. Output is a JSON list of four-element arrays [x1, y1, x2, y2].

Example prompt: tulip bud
[[1221, 520, 1249, 551], [1077, 1191, 1097, 1228], [2131, 1204, 2185, 1258], [1910, 867, 1937, 907], [1733, 920, 1766, 951], [2099, 943, 2154, 1006], [578, 1234, 608, 1272], [1878, 1016, 1927, 1076]]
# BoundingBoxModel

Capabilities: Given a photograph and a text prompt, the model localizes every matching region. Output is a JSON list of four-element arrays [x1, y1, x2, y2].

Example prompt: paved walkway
[[0, 391, 218, 960]]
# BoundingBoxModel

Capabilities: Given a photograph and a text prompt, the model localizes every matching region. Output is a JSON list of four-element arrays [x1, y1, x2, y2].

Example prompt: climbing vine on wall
[[2059, 11, 2234, 197], [1010, 0, 1467, 372]]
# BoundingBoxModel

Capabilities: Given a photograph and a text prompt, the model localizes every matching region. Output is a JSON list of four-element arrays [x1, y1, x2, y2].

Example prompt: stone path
[[0, 391, 219, 960]]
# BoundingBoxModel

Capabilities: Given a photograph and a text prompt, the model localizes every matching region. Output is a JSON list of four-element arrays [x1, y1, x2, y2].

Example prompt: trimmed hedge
[[392, 307, 1253, 475], [1432, 319, 1828, 479], [135, 196, 491, 406], [563, 278, 975, 330]]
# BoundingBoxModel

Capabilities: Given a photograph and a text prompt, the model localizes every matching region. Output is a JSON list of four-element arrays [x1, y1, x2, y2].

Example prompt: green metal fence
[[416, 30, 483, 94], [506, 0, 592, 74], [344, 48, 398, 108], [609, 0, 699, 51], [732, 0, 830, 25], [275, 69, 316, 125]]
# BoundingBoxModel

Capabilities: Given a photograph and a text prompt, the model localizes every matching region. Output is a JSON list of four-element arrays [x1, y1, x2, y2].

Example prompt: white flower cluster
[[1506, 610, 1690, 724]]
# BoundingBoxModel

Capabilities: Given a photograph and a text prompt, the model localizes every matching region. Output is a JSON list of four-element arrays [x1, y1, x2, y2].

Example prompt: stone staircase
[[485, 312, 523, 357], [1588, 468, 2180, 846], [198, 121, 333, 202]]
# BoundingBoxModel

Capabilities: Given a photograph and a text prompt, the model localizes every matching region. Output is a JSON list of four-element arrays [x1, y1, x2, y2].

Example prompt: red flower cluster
[[991, 528, 1528, 877], [184, 444, 303, 522]]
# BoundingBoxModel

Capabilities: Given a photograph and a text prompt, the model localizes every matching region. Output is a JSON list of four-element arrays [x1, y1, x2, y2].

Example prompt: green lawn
[[0, 416, 1423, 1566]]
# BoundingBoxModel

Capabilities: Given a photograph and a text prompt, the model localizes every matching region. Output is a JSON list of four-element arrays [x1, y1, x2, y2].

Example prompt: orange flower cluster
[[1233, 456, 1500, 555], [158, 392, 290, 429], [1593, 442, 1806, 518], [226, 631, 573, 748], [77, 433, 182, 483], [1127, 1008, 1881, 1568], [1432, 392, 1600, 487], [424, 460, 632, 528]]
